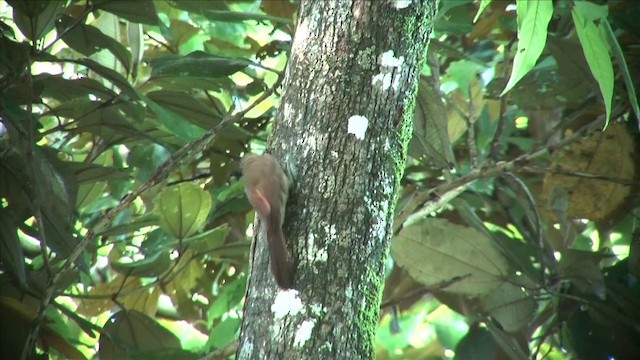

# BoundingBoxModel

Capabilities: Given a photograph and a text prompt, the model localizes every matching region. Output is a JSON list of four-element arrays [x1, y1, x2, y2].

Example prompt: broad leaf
[[572, 3, 614, 127], [391, 218, 510, 296], [502, 0, 553, 95], [150, 51, 249, 79], [155, 183, 213, 239], [93, 0, 159, 25]]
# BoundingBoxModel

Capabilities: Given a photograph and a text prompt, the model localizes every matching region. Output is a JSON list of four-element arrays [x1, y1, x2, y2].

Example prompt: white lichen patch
[[316, 247, 328, 262], [345, 284, 354, 299], [347, 115, 369, 140], [296, 129, 318, 157], [308, 232, 316, 248], [328, 224, 337, 240], [283, 102, 293, 118], [271, 289, 304, 319], [371, 72, 392, 91], [372, 50, 406, 91], [293, 320, 316, 347], [380, 50, 405, 68], [393, 0, 412, 10], [292, 17, 310, 50]]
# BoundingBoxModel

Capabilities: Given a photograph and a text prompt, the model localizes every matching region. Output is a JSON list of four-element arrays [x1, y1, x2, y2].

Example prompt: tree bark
[[237, 0, 437, 359]]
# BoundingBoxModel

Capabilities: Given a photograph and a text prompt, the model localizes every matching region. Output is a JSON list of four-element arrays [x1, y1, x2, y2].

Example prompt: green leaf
[[0, 37, 30, 77], [37, 75, 117, 102], [603, 20, 639, 130], [167, 0, 230, 13], [0, 210, 27, 286], [43, 57, 139, 100], [98, 215, 159, 237], [99, 310, 181, 359], [202, 10, 293, 25], [207, 275, 247, 321], [31, 148, 84, 269], [69, 163, 130, 183], [447, 60, 483, 99], [558, 249, 610, 299], [9, 0, 65, 41], [139, 92, 206, 142], [155, 183, 213, 239], [391, 218, 510, 296], [180, 225, 230, 253], [501, 0, 553, 95], [572, 5, 614, 127], [481, 282, 536, 332], [206, 317, 242, 350], [454, 326, 496, 360], [76, 181, 108, 210], [573, 1, 608, 22], [127, 144, 171, 182], [56, 15, 132, 74], [93, 0, 159, 25], [146, 90, 223, 131], [150, 51, 249, 79], [473, 0, 492, 23], [111, 250, 172, 278]]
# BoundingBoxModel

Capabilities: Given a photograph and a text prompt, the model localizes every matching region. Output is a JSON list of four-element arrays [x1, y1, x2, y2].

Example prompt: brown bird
[[240, 153, 292, 289]]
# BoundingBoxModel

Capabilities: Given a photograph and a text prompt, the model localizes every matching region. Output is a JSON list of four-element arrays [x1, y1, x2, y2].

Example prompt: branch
[[394, 116, 605, 234]]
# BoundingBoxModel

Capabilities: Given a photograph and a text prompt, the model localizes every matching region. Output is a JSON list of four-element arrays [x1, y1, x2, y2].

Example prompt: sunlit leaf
[[155, 183, 213, 239], [391, 218, 510, 296], [56, 15, 132, 74], [572, 3, 614, 127], [501, 0, 553, 95], [111, 250, 172, 278]]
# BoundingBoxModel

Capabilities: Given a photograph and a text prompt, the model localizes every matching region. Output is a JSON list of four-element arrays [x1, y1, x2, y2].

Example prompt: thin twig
[[490, 38, 515, 160], [521, 166, 638, 186], [465, 82, 478, 168]]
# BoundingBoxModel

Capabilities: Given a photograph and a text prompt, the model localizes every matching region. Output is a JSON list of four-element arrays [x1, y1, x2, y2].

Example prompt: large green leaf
[[99, 310, 183, 360], [572, 2, 614, 127], [481, 282, 536, 332], [56, 15, 132, 74], [9, 0, 65, 41], [93, 0, 159, 25], [69, 163, 130, 183], [155, 183, 213, 240], [146, 90, 223, 130], [501, 0, 553, 95], [37, 75, 117, 102], [0, 210, 27, 286], [150, 51, 249, 79], [127, 144, 172, 182], [202, 10, 293, 25], [391, 218, 510, 296], [139, 92, 206, 142], [454, 326, 496, 360], [111, 250, 172, 278]]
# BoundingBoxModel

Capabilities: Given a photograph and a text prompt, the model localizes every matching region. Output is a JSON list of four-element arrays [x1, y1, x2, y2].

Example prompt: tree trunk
[[237, 1, 437, 358]]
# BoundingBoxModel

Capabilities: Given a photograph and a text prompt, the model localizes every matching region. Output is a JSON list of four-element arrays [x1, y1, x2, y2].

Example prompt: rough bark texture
[[237, 0, 437, 359]]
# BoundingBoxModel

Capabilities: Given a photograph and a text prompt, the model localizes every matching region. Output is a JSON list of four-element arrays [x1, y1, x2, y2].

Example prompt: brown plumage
[[240, 154, 292, 289]]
